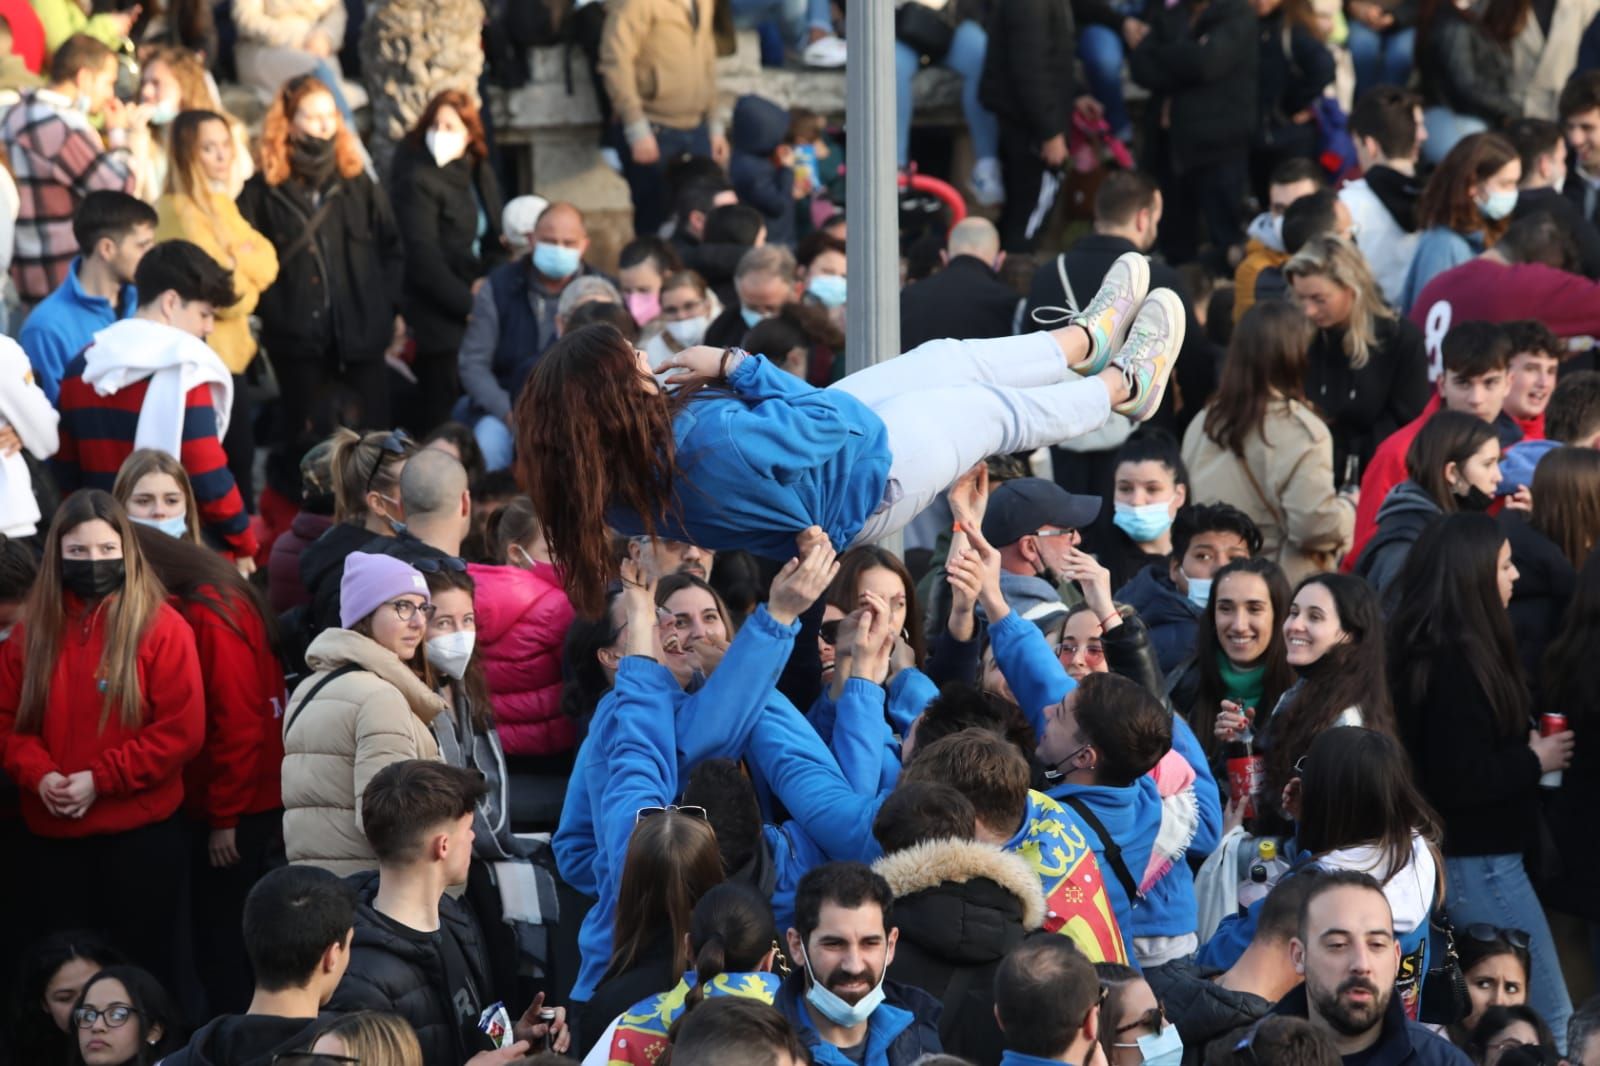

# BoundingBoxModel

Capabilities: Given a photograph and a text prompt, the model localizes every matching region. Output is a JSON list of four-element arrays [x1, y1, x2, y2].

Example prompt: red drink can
[[1542, 713, 1568, 737]]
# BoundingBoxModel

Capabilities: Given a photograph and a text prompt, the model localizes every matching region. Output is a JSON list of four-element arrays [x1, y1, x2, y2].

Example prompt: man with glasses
[[627, 534, 715, 583], [1270, 870, 1470, 1066], [994, 937, 1105, 1065], [161, 867, 357, 1065], [980, 477, 1102, 623]]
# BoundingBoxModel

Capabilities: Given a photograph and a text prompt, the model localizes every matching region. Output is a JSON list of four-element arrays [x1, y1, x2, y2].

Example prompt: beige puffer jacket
[[281, 628, 447, 877]]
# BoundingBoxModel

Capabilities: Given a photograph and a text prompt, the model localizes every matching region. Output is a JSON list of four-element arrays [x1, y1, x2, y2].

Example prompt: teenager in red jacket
[[132, 523, 288, 1016], [467, 497, 577, 760], [0, 490, 205, 994]]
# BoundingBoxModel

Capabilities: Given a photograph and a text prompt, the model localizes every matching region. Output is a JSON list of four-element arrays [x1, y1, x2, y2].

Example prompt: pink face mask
[[626, 291, 661, 325]]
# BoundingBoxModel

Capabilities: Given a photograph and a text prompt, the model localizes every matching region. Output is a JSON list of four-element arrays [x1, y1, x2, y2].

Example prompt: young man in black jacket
[[326, 760, 568, 1064], [161, 866, 356, 1065]]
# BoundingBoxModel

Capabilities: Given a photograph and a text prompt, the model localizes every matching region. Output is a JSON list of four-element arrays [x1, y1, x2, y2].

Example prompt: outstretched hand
[[768, 529, 840, 625], [949, 463, 991, 529], [953, 521, 1007, 623]]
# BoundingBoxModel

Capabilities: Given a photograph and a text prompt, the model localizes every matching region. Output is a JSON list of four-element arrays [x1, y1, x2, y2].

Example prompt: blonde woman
[[311, 1011, 424, 1066], [136, 46, 254, 199], [111, 448, 203, 545], [1284, 234, 1430, 482]]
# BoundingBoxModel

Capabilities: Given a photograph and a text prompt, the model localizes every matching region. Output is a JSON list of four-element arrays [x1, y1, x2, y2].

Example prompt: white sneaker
[[803, 35, 848, 68], [971, 157, 1005, 207]]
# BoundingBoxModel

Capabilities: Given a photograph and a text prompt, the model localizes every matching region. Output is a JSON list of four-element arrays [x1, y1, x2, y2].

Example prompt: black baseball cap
[[981, 478, 1102, 548]]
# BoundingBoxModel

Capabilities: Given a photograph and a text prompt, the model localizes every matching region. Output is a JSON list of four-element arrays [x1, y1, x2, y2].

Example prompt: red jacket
[[174, 589, 288, 829], [468, 561, 577, 756], [0, 596, 204, 837]]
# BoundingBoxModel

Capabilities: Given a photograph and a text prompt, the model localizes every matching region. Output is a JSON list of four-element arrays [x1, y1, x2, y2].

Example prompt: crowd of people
[[3, 0, 1600, 1065]]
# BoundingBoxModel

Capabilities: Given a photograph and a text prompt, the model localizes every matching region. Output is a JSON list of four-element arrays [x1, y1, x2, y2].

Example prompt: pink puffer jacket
[[467, 561, 577, 756]]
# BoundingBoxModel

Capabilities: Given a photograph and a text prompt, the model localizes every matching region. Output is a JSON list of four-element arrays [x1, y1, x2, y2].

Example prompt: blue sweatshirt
[[19, 256, 136, 402], [808, 668, 939, 798], [605, 353, 892, 562]]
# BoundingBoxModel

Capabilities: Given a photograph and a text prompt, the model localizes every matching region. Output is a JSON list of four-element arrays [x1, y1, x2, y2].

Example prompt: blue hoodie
[[1047, 776, 1163, 959], [1116, 564, 1202, 674], [19, 256, 136, 402], [808, 667, 940, 797], [553, 604, 800, 1001], [1498, 437, 1560, 497], [729, 94, 796, 247], [605, 353, 891, 564]]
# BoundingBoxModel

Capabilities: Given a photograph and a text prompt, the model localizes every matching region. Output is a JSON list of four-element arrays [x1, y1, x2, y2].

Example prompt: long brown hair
[[163, 109, 230, 205], [1415, 132, 1520, 244], [111, 448, 202, 545], [517, 324, 684, 616], [259, 75, 366, 187], [828, 545, 927, 665], [608, 811, 724, 982], [1530, 447, 1600, 569], [132, 524, 280, 653], [18, 491, 169, 732], [140, 44, 214, 110], [1203, 301, 1314, 457], [1190, 558, 1296, 758], [1403, 410, 1498, 512], [404, 89, 489, 162], [328, 427, 417, 525]]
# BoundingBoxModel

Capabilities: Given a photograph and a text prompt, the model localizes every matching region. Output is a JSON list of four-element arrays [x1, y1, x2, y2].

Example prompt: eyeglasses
[[1465, 924, 1532, 950], [820, 620, 841, 646], [363, 429, 412, 497], [1034, 528, 1077, 540], [636, 804, 709, 825], [1055, 640, 1105, 661], [412, 555, 468, 573], [1114, 1004, 1168, 1038], [73, 1004, 140, 1029], [383, 599, 436, 622]]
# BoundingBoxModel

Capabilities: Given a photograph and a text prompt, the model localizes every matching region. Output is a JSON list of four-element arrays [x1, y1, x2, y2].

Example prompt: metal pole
[[844, 0, 899, 375]]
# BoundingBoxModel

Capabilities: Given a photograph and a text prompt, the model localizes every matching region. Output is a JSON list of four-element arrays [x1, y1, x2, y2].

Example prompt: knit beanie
[[340, 552, 429, 629]]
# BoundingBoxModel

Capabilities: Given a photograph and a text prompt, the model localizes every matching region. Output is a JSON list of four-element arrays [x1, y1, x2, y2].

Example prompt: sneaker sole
[[1078, 251, 1150, 377], [1113, 288, 1186, 422]]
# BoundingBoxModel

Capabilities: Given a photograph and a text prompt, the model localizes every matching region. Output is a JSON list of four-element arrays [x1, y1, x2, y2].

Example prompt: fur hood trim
[[874, 837, 1046, 931]]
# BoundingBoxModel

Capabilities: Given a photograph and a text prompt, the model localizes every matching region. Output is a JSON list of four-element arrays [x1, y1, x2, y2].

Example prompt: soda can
[[1540, 713, 1568, 788]]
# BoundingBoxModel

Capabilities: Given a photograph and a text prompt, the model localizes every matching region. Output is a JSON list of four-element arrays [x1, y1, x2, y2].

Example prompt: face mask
[[1113, 501, 1175, 544], [626, 291, 661, 325], [149, 99, 179, 126], [1117, 1024, 1185, 1066], [510, 544, 537, 570], [1455, 483, 1494, 512], [1478, 189, 1518, 221], [0, 624, 12, 643], [290, 133, 337, 184], [425, 127, 468, 167], [74, 94, 92, 114], [740, 305, 768, 329], [665, 315, 708, 347], [425, 630, 476, 680], [62, 558, 126, 600], [374, 493, 407, 535], [533, 242, 581, 280], [806, 274, 847, 309], [1183, 572, 1213, 611], [133, 514, 188, 539], [800, 946, 886, 1028]]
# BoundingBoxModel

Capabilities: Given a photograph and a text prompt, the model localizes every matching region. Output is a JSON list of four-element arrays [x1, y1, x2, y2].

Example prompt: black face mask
[[61, 558, 125, 600], [290, 133, 337, 185], [1456, 484, 1495, 512]]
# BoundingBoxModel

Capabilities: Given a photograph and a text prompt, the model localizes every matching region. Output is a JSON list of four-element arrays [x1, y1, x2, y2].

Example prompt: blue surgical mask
[[807, 273, 847, 308], [1116, 1024, 1185, 1066], [1183, 572, 1212, 611], [149, 99, 180, 126], [533, 241, 581, 279], [740, 305, 768, 329], [1478, 189, 1518, 221], [133, 514, 188, 539], [800, 947, 885, 1028], [1113, 501, 1175, 544]]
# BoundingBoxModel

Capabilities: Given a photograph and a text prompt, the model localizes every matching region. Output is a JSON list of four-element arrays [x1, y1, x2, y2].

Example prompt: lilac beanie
[[340, 552, 430, 629]]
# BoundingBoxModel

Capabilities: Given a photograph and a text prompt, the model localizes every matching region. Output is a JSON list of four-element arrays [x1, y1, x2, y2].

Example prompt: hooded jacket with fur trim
[[876, 837, 1045, 1066]]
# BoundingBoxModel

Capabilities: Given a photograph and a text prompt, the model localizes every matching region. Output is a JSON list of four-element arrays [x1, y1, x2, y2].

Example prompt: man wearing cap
[[981, 477, 1103, 624]]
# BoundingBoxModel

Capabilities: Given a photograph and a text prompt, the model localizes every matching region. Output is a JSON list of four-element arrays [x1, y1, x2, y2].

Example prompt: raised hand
[[949, 463, 991, 529], [957, 522, 1007, 623], [850, 593, 896, 684], [768, 535, 840, 626], [658, 345, 729, 387]]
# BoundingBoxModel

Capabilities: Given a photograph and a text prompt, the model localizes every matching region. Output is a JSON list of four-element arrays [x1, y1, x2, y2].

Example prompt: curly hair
[[258, 75, 366, 187]]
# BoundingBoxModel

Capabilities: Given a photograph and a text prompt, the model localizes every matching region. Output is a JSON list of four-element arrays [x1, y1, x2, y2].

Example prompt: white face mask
[[665, 315, 709, 347], [425, 630, 476, 680], [426, 128, 469, 168]]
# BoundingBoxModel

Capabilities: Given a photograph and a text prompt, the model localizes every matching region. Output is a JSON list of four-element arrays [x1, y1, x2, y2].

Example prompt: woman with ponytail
[[585, 883, 781, 1066]]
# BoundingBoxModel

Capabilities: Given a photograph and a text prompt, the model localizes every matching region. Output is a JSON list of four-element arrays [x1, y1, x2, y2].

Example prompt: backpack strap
[[1060, 794, 1142, 906], [1056, 253, 1078, 311], [283, 663, 362, 739]]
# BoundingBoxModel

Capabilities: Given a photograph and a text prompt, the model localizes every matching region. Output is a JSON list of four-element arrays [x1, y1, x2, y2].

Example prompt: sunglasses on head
[[820, 620, 841, 646], [1465, 924, 1532, 950], [363, 429, 412, 496], [635, 804, 709, 825]]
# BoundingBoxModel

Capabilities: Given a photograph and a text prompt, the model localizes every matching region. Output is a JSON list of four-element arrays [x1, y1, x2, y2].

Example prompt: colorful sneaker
[[1111, 289, 1186, 422], [1032, 250, 1149, 376]]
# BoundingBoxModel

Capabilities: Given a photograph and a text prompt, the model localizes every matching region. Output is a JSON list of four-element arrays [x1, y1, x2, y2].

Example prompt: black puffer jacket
[[327, 871, 494, 1066], [389, 140, 505, 356], [980, 0, 1092, 143], [1416, 15, 1518, 126], [1500, 510, 1574, 706], [1146, 957, 1273, 1066], [875, 838, 1046, 1066], [237, 168, 405, 365], [1129, 0, 1258, 172]]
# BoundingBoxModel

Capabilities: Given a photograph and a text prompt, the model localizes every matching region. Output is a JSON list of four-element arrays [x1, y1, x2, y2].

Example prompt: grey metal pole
[[844, 0, 900, 375]]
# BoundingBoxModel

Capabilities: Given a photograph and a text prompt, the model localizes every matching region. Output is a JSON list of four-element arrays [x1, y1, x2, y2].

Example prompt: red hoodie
[[173, 588, 288, 829], [0, 596, 204, 837]]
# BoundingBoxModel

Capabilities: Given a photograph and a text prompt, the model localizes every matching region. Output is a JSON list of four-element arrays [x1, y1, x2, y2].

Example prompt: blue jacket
[[1116, 564, 1202, 675], [729, 94, 796, 246], [776, 973, 944, 1066], [807, 668, 939, 798], [606, 353, 892, 562], [1270, 985, 1472, 1066], [1400, 228, 1481, 314], [19, 257, 136, 402], [554, 604, 800, 1001], [1499, 437, 1560, 496]]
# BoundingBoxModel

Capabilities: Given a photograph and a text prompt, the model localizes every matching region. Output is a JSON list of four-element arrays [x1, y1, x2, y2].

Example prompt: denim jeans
[[1422, 107, 1487, 166], [474, 414, 515, 472], [1445, 853, 1572, 1052], [1345, 23, 1415, 100], [729, 0, 832, 45], [838, 332, 1113, 544], [894, 20, 1000, 166], [1079, 24, 1133, 141]]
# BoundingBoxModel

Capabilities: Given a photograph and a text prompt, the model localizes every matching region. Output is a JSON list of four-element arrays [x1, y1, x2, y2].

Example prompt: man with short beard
[[1270, 870, 1471, 1066]]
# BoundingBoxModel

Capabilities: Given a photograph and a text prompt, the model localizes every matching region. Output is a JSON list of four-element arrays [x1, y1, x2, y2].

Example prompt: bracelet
[[1099, 610, 1120, 628], [719, 347, 733, 378]]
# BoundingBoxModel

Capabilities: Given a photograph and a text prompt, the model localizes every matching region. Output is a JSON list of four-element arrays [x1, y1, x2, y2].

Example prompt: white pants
[[834, 332, 1112, 545]]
